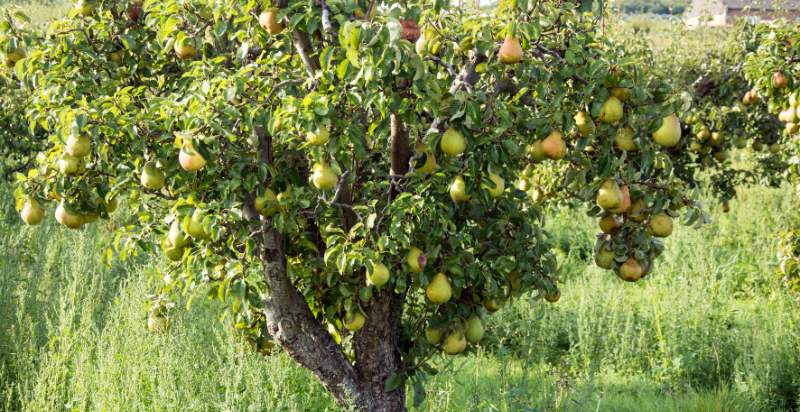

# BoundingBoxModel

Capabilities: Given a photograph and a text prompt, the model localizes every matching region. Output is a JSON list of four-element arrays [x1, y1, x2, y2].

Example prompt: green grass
[[2, 182, 800, 411]]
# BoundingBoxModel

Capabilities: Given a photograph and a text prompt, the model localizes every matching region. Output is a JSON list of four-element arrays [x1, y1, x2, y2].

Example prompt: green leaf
[[384, 373, 404, 392]]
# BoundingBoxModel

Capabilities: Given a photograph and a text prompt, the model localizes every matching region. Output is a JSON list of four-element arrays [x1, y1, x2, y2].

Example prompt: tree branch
[[292, 29, 321, 78]]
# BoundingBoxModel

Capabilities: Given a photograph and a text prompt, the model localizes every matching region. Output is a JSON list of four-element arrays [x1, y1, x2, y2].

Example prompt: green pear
[[344, 311, 366, 331], [367, 261, 390, 287], [255, 188, 279, 217], [594, 246, 615, 269], [483, 298, 503, 312], [312, 163, 338, 190], [615, 127, 638, 151], [168, 220, 191, 248], [599, 96, 624, 124], [440, 127, 466, 156], [596, 179, 623, 210], [617, 257, 643, 282], [141, 162, 165, 190], [465, 315, 484, 343], [55, 202, 83, 229], [58, 154, 82, 175], [426, 272, 452, 304], [647, 212, 673, 238], [483, 173, 505, 198], [443, 331, 467, 355], [528, 140, 547, 162], [598, 213, 620, 234], [406, 247, 426, 273], [20, 197, 45, 225], [574, 111, 595, 137], [66, 134, 91, 157], [425, 326, 443, 344], [184, 209, 208, 240], [652, 114, 682, 147], [449, 176, 470, 203], [306, 125, 330, 145]]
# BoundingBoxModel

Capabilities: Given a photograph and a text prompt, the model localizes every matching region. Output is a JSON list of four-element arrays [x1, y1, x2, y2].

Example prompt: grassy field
[[2, 177, 799, 411]]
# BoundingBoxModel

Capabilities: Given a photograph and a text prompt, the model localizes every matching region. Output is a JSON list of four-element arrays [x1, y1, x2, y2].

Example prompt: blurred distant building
[[685, 0, 800, 26]]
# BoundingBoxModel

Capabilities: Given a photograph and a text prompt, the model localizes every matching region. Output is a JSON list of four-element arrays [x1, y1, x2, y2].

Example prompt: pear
[[770, 143, 783, 153], [465, 315, 484, 343], [58, 154, 82, 175], [141, 162, 165, 190], [544, 289, 561, 303], [594, 246, 615, 269], [425, 326, 443, 344], [652, 114, 681, 147], [611, 87, 632, 101], [498, 36, 523, 64], [415, 143, 438, 173], [449, 176, 470, 203], [184, 209, 208, 240], [483, 173, 505, 198], [610, 185, 631, 213], [541, 131, 566, 160], [415, 31, 440, 56], [163, 240, 184, 262], [173, 42, 197, 60], [306, 125, 330, 145], [179, 144, 207, 172], [773, 72, 789, 89], [406, 247, 427, 273], [168, 220, 191, 249], [648, 212, 673, 238], [259, 8, 284, 35], [574, 111, 595, 137], [689, 141, 703, 152], [75, 0, 96, 16], [713, 150, 729, 162], [55, 202, 83, 229], [596, 179, 623, 210], [442, 331, 467, 355], [344, 311, 366, 331], [598, 213, 620, 234], [5, 47, 25, 64], [66, 135, 90, 157], [21, 197, 45, 225], [426, 272, 452, 304], [528, 140, 547, 162], [440, 127, 466, 156], [483, 298, 503, 312], [367, 262, 390, 287], [599, 96, 624, 124], [255, 188, 279, 217], [779, 107, 797, 123], [615, 127, 638, 151], [312, 163, 338, 190], [147, 312, 170, 333], [696, 127, 710, 141], [628, 198, 647, 222], [617, 257, 643, 282], [709, 131, 723, 146]]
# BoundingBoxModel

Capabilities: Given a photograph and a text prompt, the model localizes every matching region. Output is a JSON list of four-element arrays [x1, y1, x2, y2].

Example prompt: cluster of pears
[[162, 208, 209, 262], [20, 192, 118, 230], [515, 161, 566, 204], [424, 314, 485, 356], [777, 231, 800, 293], [774, 90, 800, 138], [593, 88, 682, 148], [684, 120, 734, 165], [593, 179, 673, 282], [58, 133, 91, 176], [435, 127, 506, 203]]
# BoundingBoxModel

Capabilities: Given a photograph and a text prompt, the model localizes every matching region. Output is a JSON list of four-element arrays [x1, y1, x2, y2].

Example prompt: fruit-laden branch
[[255, 126, 364, 407]]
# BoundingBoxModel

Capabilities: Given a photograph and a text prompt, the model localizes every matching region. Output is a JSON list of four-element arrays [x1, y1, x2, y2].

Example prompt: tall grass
[[2, 181, 799, 411]]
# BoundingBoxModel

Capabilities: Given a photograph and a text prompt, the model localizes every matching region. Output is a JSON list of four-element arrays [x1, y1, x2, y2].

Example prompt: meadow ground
[[2, 176, 799, 411]]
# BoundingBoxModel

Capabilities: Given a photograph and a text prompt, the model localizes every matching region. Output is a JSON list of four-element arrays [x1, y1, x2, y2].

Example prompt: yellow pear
[[344, 311, 366, 331], [440, 127, 466, 156], [141, 162, 165, 190], [426, 272, 452, 304], [415, 145, 438, 173], [611, 87, 632, 101], [483, 173, 505, 198], [173, 42, 197, 60], [306, 125, 330, 145], [598, 213, 620, 234], [20, 197, 45, 225], [184, 209, 208, 240], [367, 262, 390, 287], [599, 96, 624, 124], [312, 163, 338, 190], [179, 144, 207, 172], [163, 240, 184, 262], [594, 246, 615, 269], [449, 176, 470, 203], [596, 179, 623, 210], [483, 298, 503, 312], [406, 247, 426, 273], [425, 326, 443, 344], [75, 0, 96, 16], [259, 8, 284, 35], [544, 289, 561, 303], [648, 212, 673, 238], [168, 220, 192, 248], [617, 257, 643, 282], [415, 31, 440, 56], [66, 135, 91, 157], [652, 114, 682, 147], [442, 331, 467, 355], [615, 127, 638, 151], [528, 140, 547, 162], [574, 111, 595, 137], [498, 36, 523, 64], [465, 315, 484, 343], [541, 131, 566, 160], [628, 198, 648, 222], [55, 202, 83, 229], [58, 154, 82, 175], [255, 188, 279, 217]]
